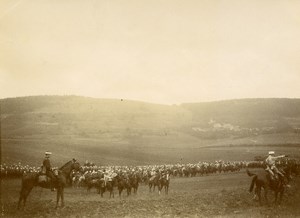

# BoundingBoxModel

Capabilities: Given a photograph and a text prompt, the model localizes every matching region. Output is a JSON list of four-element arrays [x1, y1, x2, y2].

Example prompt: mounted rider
[[149, 168, 158, 181], [265, 151, 286, 180], [160, 169, 169, 181], [103, 168, 116, 186], [41, 151, 57, 191]]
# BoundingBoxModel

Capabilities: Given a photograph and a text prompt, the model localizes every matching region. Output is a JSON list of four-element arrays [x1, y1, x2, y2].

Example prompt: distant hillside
[[181, 98, 300, 139], [1, 96, 300, 165], [0, 95, 191, 138]]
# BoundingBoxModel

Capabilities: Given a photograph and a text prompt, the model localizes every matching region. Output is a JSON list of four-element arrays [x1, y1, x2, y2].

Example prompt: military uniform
[[42, 151, 56, 191], [265, 151, 285, 178]]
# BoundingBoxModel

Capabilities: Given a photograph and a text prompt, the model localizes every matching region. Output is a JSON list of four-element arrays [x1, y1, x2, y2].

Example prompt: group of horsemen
[[41, 151, 170, 190], [40, 150, 289, 191], [76, 165, 170, 186]]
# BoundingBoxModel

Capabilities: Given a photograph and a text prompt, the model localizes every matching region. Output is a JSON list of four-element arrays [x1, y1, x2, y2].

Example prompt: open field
[[1, 170, 300, 218], [2, 137, 300, 166], [1, 96, 300, 217]]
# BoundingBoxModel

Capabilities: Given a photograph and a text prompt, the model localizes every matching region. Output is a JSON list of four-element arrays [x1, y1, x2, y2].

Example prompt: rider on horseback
[[149, 168, 158, 182], [103, 169, 114, 186], [42, 151, 57, 191], [265, 151, 286, 180]]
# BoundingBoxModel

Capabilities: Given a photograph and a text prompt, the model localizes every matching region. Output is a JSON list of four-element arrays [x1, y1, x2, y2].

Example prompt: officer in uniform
[[265, 151, 285, 179], [43, 151, 56, 191]]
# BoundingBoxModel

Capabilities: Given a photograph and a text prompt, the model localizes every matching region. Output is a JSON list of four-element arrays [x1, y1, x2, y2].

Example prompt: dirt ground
[[1, 170, 300, 218]]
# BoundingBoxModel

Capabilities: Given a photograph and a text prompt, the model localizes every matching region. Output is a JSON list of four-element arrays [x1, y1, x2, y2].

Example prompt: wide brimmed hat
[[45, 151, 52, 155], [268, 151, 275, 155]]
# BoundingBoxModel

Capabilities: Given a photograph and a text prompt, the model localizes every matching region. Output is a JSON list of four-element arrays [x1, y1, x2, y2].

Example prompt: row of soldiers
[[78, 160, 261, 177], [0, 163, 39, 178], [2, 158, 299, 179]]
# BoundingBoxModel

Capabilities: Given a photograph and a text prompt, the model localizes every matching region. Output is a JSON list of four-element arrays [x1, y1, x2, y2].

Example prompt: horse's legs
[[279, 190, 284, 204], [264, 188, 269, 206], [274, 191, 278, 204], [61, 187, 65, 208], [167, 185, 169, 194], [18, 189, 25, 210], [56, 188, 60, 209], [110, 187, 114, 198], [118, 188, 122, 197], [22, 187, 33, 208], [129, 187, 132, 195], [158, 184, 161, 195], [18, 186, 33, 209], [101, 188, 104, 197], [18, 195, 23, 209], [256, 187, 262, 206]]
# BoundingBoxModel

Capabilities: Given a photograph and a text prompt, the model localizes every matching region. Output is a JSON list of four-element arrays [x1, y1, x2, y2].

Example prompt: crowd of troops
[[2, 159, 299, 194], [0, 163, 39, 178], [1, 159, 267, 179]]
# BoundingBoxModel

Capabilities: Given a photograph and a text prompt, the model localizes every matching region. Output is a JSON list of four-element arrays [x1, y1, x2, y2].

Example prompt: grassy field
[[1, 96, 300, 217], [2, 135, 300, 166], [1, 170, 300, 217]]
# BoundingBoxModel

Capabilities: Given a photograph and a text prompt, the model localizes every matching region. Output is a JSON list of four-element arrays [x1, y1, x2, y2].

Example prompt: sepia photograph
[[1, 0, 300, 217]]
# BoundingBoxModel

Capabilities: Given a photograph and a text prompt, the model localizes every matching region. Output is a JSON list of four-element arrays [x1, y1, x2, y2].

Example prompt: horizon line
[[1, 94, 300, 106]]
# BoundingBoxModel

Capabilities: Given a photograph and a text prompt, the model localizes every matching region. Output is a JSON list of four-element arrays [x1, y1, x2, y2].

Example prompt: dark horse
[[158, 174, 170, 195], [116, 174, 138, 197], [116, 175, 127, 197], [18, 160, 80, 209], [246, 167, 291, 205], [131, 174, 140, 195], [148, 174, 160, 193], [117, 175, 132, 197], [99, 178, 116, 198]]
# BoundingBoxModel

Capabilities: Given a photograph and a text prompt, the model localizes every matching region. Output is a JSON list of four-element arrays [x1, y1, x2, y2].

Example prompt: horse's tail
[[249, 175, 258, 193], [18, 173, 36, 209], [246, 169, 256, 177]]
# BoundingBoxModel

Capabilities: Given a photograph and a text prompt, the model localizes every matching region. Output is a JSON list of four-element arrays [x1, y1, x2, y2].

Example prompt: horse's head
[[72, 161, 80, 171], [280, 164, 295, 183], [59, 160, 81, 175]]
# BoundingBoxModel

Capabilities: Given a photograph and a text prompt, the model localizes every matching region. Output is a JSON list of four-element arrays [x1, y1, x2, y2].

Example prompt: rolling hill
[[1, 96, 300, 166]]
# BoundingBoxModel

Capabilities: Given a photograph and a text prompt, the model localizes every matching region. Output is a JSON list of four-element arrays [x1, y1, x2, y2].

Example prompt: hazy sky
[[0, 0, 299, 104]]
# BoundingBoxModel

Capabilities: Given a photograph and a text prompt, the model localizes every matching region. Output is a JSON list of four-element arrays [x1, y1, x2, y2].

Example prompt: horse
[[116, 175, 126, 197], [18, 160, 80, 209], [72, 172, 84, 188], [246, 166, 291, 205], [158, 173, 170, 195], [130, 174, 140, 195], [124, 176, 132, 196], [99, 178, 116, 198], [148, 174, 160, 193], [86, 178, 102, 193]]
